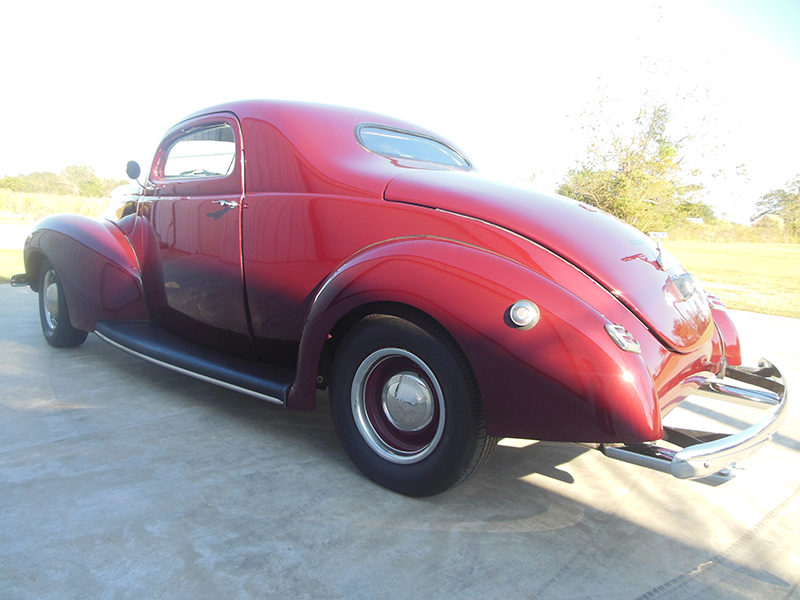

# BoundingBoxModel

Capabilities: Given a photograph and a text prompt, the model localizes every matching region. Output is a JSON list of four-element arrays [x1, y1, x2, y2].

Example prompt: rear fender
[[25, 214, 148, 331], [289, 237, 661, 443]]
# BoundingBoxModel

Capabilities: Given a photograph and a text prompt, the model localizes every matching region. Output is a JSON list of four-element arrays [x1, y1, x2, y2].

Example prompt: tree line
[[557, 104, 715, 233], [0, 165, 126, 198], [555, 102, 798, 238]]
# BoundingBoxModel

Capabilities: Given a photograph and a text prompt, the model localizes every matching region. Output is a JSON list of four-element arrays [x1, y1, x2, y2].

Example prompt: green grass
[[666, 242, 800, 319], [668, 220, 798, 244]]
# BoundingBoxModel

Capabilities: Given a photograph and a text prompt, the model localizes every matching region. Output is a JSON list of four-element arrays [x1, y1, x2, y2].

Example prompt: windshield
[[357, 125, 470, 168]]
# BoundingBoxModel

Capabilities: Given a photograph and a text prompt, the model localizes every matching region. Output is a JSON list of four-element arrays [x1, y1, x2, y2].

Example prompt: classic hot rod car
[[12, 100, 788, 496]]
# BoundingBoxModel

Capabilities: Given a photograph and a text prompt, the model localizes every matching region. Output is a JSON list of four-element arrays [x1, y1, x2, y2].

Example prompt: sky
[[2, 0, 799, 223]]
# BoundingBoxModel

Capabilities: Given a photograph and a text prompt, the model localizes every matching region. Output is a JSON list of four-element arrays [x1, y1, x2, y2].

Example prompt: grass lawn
[[666, 242, 800, 319], [2, 243, 798, 319]]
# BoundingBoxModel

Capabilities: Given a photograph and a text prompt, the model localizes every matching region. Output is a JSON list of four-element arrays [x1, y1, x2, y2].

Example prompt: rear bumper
[[601, 359, 788, 482], [10, 273, 29, 287]]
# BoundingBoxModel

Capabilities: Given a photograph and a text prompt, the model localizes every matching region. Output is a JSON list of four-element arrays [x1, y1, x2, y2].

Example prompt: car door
[[140, 113, 256, 358]]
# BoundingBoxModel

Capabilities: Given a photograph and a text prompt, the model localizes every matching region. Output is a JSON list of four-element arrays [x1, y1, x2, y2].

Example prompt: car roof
[[174, 100, 472, 196]]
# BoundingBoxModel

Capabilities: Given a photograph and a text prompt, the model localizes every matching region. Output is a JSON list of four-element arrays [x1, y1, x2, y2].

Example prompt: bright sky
[[2, 0, 799, 223]]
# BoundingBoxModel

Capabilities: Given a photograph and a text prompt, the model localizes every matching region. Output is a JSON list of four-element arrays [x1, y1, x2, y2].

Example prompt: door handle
[[212, 200, 239, 209]]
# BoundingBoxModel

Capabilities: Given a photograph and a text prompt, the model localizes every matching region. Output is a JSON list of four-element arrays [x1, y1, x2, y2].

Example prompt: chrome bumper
[[601, 359, 788, 483], [10, 273, 29, 287]]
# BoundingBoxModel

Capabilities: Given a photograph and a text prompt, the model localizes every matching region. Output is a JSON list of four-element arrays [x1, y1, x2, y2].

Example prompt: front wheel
[[330, 313, 496, 497], [38, 259, 88, 348]]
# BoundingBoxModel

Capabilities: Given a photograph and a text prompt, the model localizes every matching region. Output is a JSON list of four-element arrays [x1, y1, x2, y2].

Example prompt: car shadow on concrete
[[3, 288, 799, 600]]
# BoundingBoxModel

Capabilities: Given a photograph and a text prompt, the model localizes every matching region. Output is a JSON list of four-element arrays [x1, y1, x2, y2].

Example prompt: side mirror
[[126, 161, 141, 180]]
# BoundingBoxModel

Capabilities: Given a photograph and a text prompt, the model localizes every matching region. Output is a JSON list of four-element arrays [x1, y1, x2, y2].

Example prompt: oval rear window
[[357, 125, 470, 168]]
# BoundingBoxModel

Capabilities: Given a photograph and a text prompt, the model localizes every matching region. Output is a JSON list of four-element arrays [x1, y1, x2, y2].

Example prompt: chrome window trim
[[160, 122, 238, 180], [355, 122, 472, 169]]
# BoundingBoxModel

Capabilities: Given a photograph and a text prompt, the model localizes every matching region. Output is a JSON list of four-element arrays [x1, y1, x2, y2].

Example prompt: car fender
[[25, 214, 148, 331], [289, 237, 661, 443]]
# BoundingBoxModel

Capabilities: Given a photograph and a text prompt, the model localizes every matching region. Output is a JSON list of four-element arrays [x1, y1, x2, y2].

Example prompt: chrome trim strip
[[94, 331, 285, 406], [601, 358, 788, 481], [354, 122, 473, 169]]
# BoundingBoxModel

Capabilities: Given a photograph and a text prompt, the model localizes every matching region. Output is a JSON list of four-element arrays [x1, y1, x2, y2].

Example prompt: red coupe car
[[13, 100, 788, 496]]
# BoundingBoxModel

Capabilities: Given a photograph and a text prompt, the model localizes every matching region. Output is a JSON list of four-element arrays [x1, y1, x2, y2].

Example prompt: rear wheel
[[38, 259, 88, 348], [330, 313, 496, 497]]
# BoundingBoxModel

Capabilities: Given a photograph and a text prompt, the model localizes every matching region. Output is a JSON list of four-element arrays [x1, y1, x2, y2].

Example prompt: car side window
[[163, 124, 236, 178]]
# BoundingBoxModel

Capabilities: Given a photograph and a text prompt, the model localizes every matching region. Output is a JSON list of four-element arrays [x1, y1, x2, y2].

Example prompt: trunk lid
[[384, 170, 712, 352]]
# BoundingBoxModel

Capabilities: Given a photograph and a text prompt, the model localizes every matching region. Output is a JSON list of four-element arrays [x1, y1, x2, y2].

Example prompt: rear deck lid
[[384, 170, 713, 353]]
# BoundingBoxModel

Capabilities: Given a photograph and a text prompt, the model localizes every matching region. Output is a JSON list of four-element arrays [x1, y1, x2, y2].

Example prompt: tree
[[0, 171, 74, 195], [62, 165, 107, 197], [753, 175, 800, 237], [557, 104, 712, 232]]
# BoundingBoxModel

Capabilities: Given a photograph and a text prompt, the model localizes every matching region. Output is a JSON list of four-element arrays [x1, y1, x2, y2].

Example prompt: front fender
[[25, 214, 148, 331], [289, 237, 661, 444]]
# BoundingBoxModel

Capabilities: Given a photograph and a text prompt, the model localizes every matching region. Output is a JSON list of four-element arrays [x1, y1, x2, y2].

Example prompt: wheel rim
[[42, 270, 59, 331], [351, 348, 445, 464]]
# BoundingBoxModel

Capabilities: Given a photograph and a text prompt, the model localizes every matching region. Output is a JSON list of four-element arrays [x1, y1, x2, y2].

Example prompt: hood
[[384, 170, 713, 353]]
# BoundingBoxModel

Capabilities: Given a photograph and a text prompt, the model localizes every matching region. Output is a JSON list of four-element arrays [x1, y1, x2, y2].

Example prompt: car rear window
[[357, 125, 470, 168]]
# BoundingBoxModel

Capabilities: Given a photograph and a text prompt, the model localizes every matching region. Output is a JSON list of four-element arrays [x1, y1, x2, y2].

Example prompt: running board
[[94, 321, 295, 405]]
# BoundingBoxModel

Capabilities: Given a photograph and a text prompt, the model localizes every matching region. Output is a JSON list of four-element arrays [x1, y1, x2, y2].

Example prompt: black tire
[[330, 313, 497, 497], [38, 259, 88, 348]]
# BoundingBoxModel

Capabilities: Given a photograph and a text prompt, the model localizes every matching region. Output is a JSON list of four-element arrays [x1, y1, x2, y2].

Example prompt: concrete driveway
[[1, 284, 798, 599]]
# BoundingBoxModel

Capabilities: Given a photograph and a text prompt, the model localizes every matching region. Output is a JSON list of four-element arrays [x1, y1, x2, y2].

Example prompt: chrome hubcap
[[382, 372, 434, 432], [351, 348, 445, 464], [43, 271, 59, 330]]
